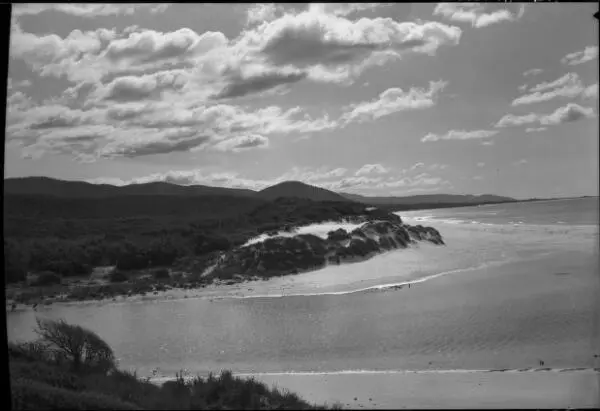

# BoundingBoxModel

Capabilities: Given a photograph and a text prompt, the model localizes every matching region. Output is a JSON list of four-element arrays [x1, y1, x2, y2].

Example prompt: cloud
[[211, 68, 307, 100], [495, 102, 596, 128], [421, 129, 498, 142], [308, 3, 393, 17], [561, 45, 598, 66], [517, 84, 529, 92], [525, 127, 547, 133], [523, 68, 543, 77], [582, 83, 598, 100], [513, 159, 527, 166], [472, 176, 483, 181], [246, 4, 282, 25], [374, 173, 452, 190], [341, 80, 447, 124], [539, 102, 596, 126], [511, 73, 584, 106], [243, 9, 462, 84], [476, 162, 485, 167], [94, 71, 188, 102], [433, 3, 524, 28], [10, 7, 461, 98], [323, 176, 384, 191], [104, 28, 227, 67], [12, 4, 169, 18], [409, 162, 425, 171], [428, 163, 448, 171], [96, 129, 212, 160], [213, 134, 270, 152], [279, 166, 349, 183], [494, 113, 538, 128], [7, 98, 338, 161], [355, 163, 390, 176]]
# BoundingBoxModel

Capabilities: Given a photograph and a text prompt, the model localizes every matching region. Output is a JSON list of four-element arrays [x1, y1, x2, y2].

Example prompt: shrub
[[31, 271, 62, 287], [34, 318, 116, 372], [10, 379, 141, 410], [152, 268, 170, 280], [109, 270, 128, 283], [10, 360, 84, 390]]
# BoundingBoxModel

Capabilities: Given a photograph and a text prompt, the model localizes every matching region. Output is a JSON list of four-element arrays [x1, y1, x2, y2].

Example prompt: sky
[[5, 3, 599, 199]]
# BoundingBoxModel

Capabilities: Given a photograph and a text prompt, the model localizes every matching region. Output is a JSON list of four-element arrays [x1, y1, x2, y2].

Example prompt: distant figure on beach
[[11, 303, 16, 312], [408, 284, 411, 289], [32, 303, 38, 311], [539, 359, 544, 366]]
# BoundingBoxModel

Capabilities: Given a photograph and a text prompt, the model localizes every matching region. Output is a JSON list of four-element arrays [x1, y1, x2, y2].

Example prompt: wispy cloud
[[12, 4, 169, 18], [525, 127, 547, 133], [561, 45, 598, 66], [511, 72, 585, 106], [433, 3, 524, 28], [355, 163, 390, 176], [523, 68, 543, 77], [341, 80, 447, 124], [495, 102, 596, 128], [421, 129, 498, 142]]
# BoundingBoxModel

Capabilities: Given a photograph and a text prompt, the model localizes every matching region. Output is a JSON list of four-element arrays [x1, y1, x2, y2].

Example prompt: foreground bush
[[34, 318, 116, 372], [9, 319, 342, 410], [11, 378, 141, 410], [31, 272, 62, 287]]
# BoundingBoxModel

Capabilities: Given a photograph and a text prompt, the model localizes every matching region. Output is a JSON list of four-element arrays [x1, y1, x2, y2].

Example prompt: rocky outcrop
[[208, 213, 444, 280]]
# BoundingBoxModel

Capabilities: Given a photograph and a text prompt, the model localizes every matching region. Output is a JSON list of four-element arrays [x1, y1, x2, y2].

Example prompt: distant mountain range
[[339, 192, 515, 205], [4, 176, 516, 206]]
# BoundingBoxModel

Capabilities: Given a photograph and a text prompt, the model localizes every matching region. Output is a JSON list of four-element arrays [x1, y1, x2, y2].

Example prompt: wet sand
[[249, 369, 600, 409]]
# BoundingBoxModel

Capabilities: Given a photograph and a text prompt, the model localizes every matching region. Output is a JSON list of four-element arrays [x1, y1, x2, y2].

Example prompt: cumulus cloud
[[582, 83, 598, 100], [243, 10, 462, 83], [561, 45, 598, 66], [523, 68, 543, 77], [246, 4, 282, 25], [511, 72, 585, 106], [433, 3, 525, 28], [421, 129, 498, 142], [355, 163, 390, 176], [495, 103, 596, 128], [476, 162, 485, 167], [7, 97, 338, 161], [342, 80, 447, 124], [93, 70, 188, 102], [10, 6, 462, 97], [539, 102, 596, 126], [104, 28, 227, 67]]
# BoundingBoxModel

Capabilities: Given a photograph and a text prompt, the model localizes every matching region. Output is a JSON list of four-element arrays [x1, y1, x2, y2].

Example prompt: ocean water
[[6, 198, 599, 379]]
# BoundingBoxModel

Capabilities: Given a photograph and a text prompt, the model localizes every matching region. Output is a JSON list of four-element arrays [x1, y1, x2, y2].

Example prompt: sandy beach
[[247, 369, 600, 409]]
